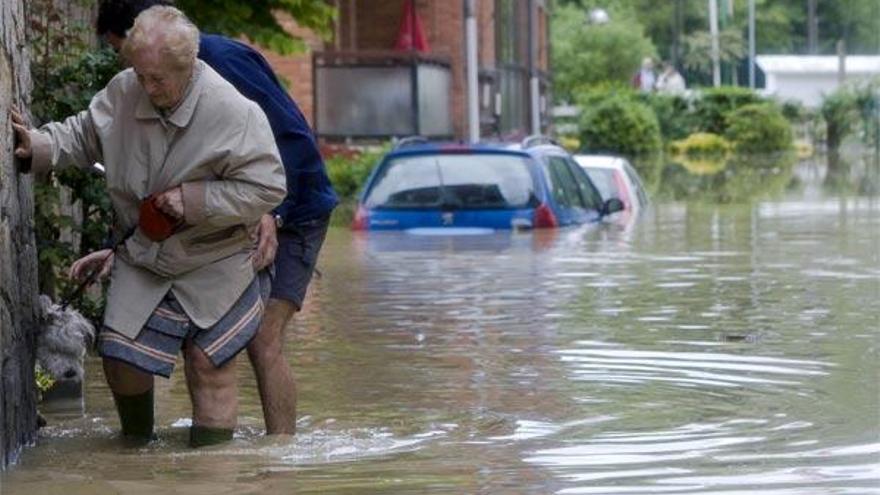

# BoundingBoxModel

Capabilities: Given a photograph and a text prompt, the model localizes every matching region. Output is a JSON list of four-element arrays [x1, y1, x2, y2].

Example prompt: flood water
[[2, 158, 879, 494]]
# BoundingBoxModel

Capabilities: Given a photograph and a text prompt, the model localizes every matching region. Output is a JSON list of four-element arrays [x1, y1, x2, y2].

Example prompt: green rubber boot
[[112, 389, 155, 445], [189, 425, 234, 448]]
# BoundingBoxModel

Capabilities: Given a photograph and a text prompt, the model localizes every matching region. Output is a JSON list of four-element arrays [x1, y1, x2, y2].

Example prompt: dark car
[[352, 137, 623, 231]]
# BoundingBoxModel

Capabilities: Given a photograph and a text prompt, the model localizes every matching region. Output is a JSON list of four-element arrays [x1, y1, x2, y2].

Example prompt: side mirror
[[601, 198, 625, 216]]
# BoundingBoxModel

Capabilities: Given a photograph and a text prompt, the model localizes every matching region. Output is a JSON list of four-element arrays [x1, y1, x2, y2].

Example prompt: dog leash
[[59, 226, 135, 310]]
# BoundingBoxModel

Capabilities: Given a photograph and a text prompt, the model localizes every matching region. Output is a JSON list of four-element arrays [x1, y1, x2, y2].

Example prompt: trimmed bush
[[642, 93, 697, 141], [725, 103, 793, 153], [325, 145, 388, 200], [693, 86, 762, 134], [781, 99, 807, 123], [325, 144, 390, 227], [558, 135, 581, 152], [578, 94, 662, 158], [670, 132, 731, 157]]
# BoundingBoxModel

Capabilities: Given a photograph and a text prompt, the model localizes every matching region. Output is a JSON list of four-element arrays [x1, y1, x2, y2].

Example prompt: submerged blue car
[[352, 137, 623, 231]]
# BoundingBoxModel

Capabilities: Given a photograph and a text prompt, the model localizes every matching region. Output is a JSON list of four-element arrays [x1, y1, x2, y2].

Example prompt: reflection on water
[[2, 158, 878, 494]]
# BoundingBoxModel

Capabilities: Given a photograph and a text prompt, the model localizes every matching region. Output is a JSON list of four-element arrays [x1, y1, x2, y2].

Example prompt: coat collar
[[134, 60, 206, 128]]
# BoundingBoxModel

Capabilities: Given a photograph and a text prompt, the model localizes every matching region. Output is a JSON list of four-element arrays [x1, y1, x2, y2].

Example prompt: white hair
[[121, 5, 199, 73]]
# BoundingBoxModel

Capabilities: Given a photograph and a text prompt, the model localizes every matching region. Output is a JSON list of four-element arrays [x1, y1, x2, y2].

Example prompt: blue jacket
[[198, 34, 338, 226]]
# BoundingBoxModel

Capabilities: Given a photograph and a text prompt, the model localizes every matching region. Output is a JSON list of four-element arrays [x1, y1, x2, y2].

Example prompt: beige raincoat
[[29, 61, 286, 338]]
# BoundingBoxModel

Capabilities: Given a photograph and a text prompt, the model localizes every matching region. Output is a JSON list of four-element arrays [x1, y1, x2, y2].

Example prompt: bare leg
[[184, 340, 238, 432], [103, 358, 154, 440], [103, 358, 153, 395], [247, 298, 298, 434]]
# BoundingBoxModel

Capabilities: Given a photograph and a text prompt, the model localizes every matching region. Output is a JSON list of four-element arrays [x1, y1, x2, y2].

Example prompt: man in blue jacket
[[94, 0, 338, 434]]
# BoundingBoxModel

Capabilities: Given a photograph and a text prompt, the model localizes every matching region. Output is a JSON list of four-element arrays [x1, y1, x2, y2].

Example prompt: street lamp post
[[748, 0, 755, 89], [465, 0, 479, 143], [709, 0, 721, 87]]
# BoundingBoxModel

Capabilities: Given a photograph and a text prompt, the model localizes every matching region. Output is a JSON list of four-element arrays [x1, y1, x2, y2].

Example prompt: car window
[[544, 159, 568, 207], [566, 159, 604, 210], [364, 153, 536, 209], [546, 157, 581, 208], [584, 168, 616, 201]]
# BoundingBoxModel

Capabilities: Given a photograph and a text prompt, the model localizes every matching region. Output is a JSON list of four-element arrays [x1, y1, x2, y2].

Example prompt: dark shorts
[[98, 275, 266, 377], [268, 216, 330, 309]]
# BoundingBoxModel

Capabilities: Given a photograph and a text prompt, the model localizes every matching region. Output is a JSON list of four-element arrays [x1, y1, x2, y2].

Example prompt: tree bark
[[1, 0, 40, 470]]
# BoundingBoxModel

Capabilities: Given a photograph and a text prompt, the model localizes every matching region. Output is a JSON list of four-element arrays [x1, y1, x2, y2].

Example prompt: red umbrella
[[394, 0, 430, 53]]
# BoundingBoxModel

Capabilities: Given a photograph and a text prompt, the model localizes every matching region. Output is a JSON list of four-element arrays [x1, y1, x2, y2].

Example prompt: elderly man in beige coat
[[11, 6, 286, 447]]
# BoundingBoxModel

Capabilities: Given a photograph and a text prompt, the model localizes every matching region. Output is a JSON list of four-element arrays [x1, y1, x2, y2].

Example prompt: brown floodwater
[[2, 158, 879, 494]]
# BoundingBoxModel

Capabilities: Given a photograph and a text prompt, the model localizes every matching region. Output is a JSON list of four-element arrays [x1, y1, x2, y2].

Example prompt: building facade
[[260, 0, 550, 142]]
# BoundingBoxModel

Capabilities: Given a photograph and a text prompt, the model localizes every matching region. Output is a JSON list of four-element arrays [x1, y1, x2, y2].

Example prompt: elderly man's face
[[129, 47, 190, 110]]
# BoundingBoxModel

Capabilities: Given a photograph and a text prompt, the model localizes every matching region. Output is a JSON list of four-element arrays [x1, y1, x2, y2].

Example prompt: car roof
[[573, 154, 629, 170], [384, 142, 531, 159], [384, 137, 570, 161]]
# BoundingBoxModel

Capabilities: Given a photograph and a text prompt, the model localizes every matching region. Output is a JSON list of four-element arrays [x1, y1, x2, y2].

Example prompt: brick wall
[[288, 0, 550, 140], [479, 0, 496, 68], [252, 12, 327, 126], [422, 1, 465, 138]]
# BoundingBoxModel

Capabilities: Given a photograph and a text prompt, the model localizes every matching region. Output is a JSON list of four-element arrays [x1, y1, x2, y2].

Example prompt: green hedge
[[325, 144, 389, 226], [725, 103, 793, 153], [642, 93, 696, 141], [669, 132, 731, 157], [692, 86, 762, 135], [570, 86, 795, 157], [578, 94, 662, 158], [325, 145, 388, 200]]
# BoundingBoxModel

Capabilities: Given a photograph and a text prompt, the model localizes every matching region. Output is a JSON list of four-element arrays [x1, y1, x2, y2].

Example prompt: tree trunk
[[1, 0, 40, 470]]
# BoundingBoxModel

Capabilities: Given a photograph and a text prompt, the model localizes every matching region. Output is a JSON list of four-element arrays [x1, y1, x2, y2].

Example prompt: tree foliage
[[551, 4, 656, 101], [176, 0, 336, 54], [556, 0, 879, 58], [682, 28, 745, 76]]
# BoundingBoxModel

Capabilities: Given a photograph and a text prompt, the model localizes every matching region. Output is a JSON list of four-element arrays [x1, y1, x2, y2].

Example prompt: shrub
[[31, 47, 120, 301], [725, 103, 793, 153], [693, 86, 762, 134], [642, 93, 697, 141], [326, 145, 389, 227], [325, 145, 388, 201], [558, 135, 581, 152], [670, 132, 731, 157], [852, 79, 880, 151], [781, 99, 807, 123], [578, 94, 662, 158]]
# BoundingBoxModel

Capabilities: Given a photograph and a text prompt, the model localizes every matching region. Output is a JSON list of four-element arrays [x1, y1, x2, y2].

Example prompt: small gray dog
[[37, 295, 96, 382]]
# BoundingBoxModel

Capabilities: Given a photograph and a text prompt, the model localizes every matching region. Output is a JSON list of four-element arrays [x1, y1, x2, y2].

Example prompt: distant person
[[95, 0, 339, 435], [656, 63, 687, 95], [631, 57, 656, 93]]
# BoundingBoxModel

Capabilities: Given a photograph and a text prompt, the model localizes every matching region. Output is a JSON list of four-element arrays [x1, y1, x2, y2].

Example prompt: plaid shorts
[[98, 274, 266, 377]]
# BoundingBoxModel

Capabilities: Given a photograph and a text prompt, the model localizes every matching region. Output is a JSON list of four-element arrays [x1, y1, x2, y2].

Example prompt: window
[[496, 0, 530, 135], [566, 159, 604, 210], [583, 168, 617, 202], [365, 154, 536, 209], [547, 157, 586, 208]]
